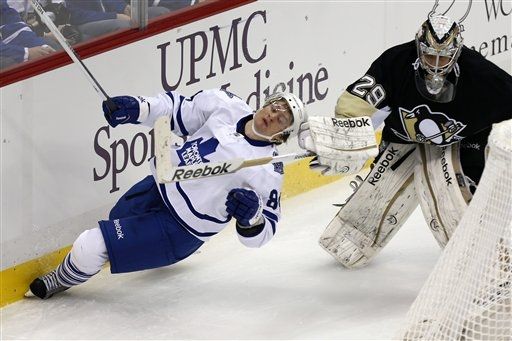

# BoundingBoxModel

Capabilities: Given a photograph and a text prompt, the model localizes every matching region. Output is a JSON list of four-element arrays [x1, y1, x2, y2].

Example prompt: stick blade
[[155, 116, 173, 183]]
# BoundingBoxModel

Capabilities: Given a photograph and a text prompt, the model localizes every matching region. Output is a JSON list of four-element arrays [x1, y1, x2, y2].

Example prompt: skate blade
[[24, 290, 35, 298]]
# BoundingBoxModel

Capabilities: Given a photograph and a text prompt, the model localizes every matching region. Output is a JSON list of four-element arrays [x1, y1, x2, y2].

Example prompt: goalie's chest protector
[[151, 112, 281, 241]]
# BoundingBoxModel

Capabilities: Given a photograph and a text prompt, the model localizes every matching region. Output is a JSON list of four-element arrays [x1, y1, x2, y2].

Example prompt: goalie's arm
[[300, 66, 393, 175], [297, 58, 397, 175], [336, 91, 391, 129], [335, 50, 394, 127]]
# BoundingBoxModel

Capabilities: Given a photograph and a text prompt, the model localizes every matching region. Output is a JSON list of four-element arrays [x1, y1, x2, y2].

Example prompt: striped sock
[[56, 253, 98, 287]]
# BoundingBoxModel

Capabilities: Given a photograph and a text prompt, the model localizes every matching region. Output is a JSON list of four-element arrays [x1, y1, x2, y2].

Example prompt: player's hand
[[27, 46, 55, 60], [225, 188, 263, 227], [116, 13, 131, 21], [102, 95, 147, 128]]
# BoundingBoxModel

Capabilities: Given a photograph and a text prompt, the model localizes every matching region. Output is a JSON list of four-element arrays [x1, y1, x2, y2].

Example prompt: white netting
[[398, 119, 512, 340]]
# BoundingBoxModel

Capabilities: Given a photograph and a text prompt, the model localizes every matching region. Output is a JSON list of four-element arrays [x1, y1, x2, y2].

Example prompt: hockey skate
[[28, 270, 70, 299]]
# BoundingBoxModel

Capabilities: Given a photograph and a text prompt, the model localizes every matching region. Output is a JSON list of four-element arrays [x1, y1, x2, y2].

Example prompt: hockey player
[[28, 89, 307, 299], [299, 14, 512, 268]]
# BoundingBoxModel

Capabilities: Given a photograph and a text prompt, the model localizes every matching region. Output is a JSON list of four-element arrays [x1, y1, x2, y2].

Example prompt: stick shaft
[[240, 152, 314, 168], [164, 151, 314, 183], [29, 0, 110, 102]]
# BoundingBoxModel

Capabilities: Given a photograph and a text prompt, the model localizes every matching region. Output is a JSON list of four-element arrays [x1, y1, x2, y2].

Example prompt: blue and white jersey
[[138, 89, 283, 248]]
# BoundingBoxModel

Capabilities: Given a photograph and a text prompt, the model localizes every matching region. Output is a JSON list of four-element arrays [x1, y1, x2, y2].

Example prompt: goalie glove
[[298, 116, 378, 175], [102, 95, 150, 128], [225, 188, 264, 227]]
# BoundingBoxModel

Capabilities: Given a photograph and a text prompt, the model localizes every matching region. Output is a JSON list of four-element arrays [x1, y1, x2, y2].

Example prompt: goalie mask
[[414, 15, 463, 103], [252, 92, 307, 143]]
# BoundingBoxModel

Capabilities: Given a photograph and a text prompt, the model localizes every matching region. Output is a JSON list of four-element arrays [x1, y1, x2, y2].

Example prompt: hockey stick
[[28, 0, 117, 114], [154, 116, 315, 183]]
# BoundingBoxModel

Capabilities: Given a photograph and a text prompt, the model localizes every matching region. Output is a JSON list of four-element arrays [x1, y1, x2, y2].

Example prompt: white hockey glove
[[298, 116, 379, 175]]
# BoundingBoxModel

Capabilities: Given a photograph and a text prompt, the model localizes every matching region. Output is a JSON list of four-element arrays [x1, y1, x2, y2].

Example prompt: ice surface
[[1, 175, 440, 340]]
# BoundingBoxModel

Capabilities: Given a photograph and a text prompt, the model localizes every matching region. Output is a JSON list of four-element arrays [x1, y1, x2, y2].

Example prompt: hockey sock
[[56, 253, 98, 287]]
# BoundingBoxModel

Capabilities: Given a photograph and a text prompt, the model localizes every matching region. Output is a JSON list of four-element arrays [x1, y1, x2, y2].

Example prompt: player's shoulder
[[458, 47, 512, 101], [459, 46, 488, 66], [459, 46, 512, 83], [377, 40, 416, 64], [194, 89, 251, 119], [203, 89, 248, 106], [369, 40, 416, 78]]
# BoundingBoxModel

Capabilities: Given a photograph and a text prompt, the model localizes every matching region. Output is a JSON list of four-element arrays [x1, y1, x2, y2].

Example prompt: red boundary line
[[0, 0, 255, 88]]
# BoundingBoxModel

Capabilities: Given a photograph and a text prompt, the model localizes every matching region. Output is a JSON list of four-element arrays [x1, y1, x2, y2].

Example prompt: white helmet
[[262, 92, 307, 141], [414, 15, 463, 102]]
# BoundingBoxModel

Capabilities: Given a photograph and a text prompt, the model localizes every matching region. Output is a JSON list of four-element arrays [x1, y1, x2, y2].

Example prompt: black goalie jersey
[[335, 40, 512, 183]]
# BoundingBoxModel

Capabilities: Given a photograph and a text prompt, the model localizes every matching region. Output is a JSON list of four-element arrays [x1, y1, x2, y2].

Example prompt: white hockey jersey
[[138, 89, 283, 248]]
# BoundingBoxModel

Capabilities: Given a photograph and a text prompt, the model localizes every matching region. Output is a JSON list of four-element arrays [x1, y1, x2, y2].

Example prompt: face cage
[[262, 95, 297, 137], [415, 33, 462, 100], [418, 42, 461, 77], [251, 98, 294, 143]]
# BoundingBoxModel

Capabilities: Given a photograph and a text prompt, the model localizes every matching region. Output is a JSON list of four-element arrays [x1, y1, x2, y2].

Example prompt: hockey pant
[[56, 176, 203, 288]]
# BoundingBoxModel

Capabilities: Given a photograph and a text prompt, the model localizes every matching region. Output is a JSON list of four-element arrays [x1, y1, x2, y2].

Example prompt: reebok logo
[[114, 219, 124, 240], [440, 147, 452, 186], [331, 117, 370, 128], [368, 147, 399, 186], [461, 142, 481, 150], [172, 162, 232, 181]]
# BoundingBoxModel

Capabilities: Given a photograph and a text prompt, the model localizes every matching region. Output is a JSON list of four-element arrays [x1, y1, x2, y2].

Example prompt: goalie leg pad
[[319, 142, 419, 268], [414, 143, 470, 247]]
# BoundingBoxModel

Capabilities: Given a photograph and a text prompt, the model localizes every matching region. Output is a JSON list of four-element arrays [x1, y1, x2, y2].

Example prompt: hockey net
[[398, 119, 512, 341]]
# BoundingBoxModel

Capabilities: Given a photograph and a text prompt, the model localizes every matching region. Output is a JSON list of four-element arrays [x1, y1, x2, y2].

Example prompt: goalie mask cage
[[398, 119, 512, 341]]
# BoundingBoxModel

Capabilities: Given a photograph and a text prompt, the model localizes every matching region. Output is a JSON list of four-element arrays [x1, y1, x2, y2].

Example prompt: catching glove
[[298, 116, 378, 175]]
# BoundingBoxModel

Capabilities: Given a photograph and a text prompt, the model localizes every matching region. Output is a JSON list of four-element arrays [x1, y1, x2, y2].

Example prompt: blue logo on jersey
[[271, 151, 283, 174], [177, 137, 219, 166], [273, 162, 284, 174]]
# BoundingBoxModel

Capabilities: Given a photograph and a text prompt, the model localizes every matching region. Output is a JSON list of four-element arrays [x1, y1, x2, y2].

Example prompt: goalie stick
[[28, 0, 117, 114], [154, 116, 315, 183]]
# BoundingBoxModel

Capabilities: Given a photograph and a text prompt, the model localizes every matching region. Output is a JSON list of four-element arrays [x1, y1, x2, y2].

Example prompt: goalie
[[299, 14, 512, 268]]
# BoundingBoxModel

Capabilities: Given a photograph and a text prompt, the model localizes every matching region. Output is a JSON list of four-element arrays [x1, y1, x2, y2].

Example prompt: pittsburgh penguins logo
[[392, 105, 466, 145]]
